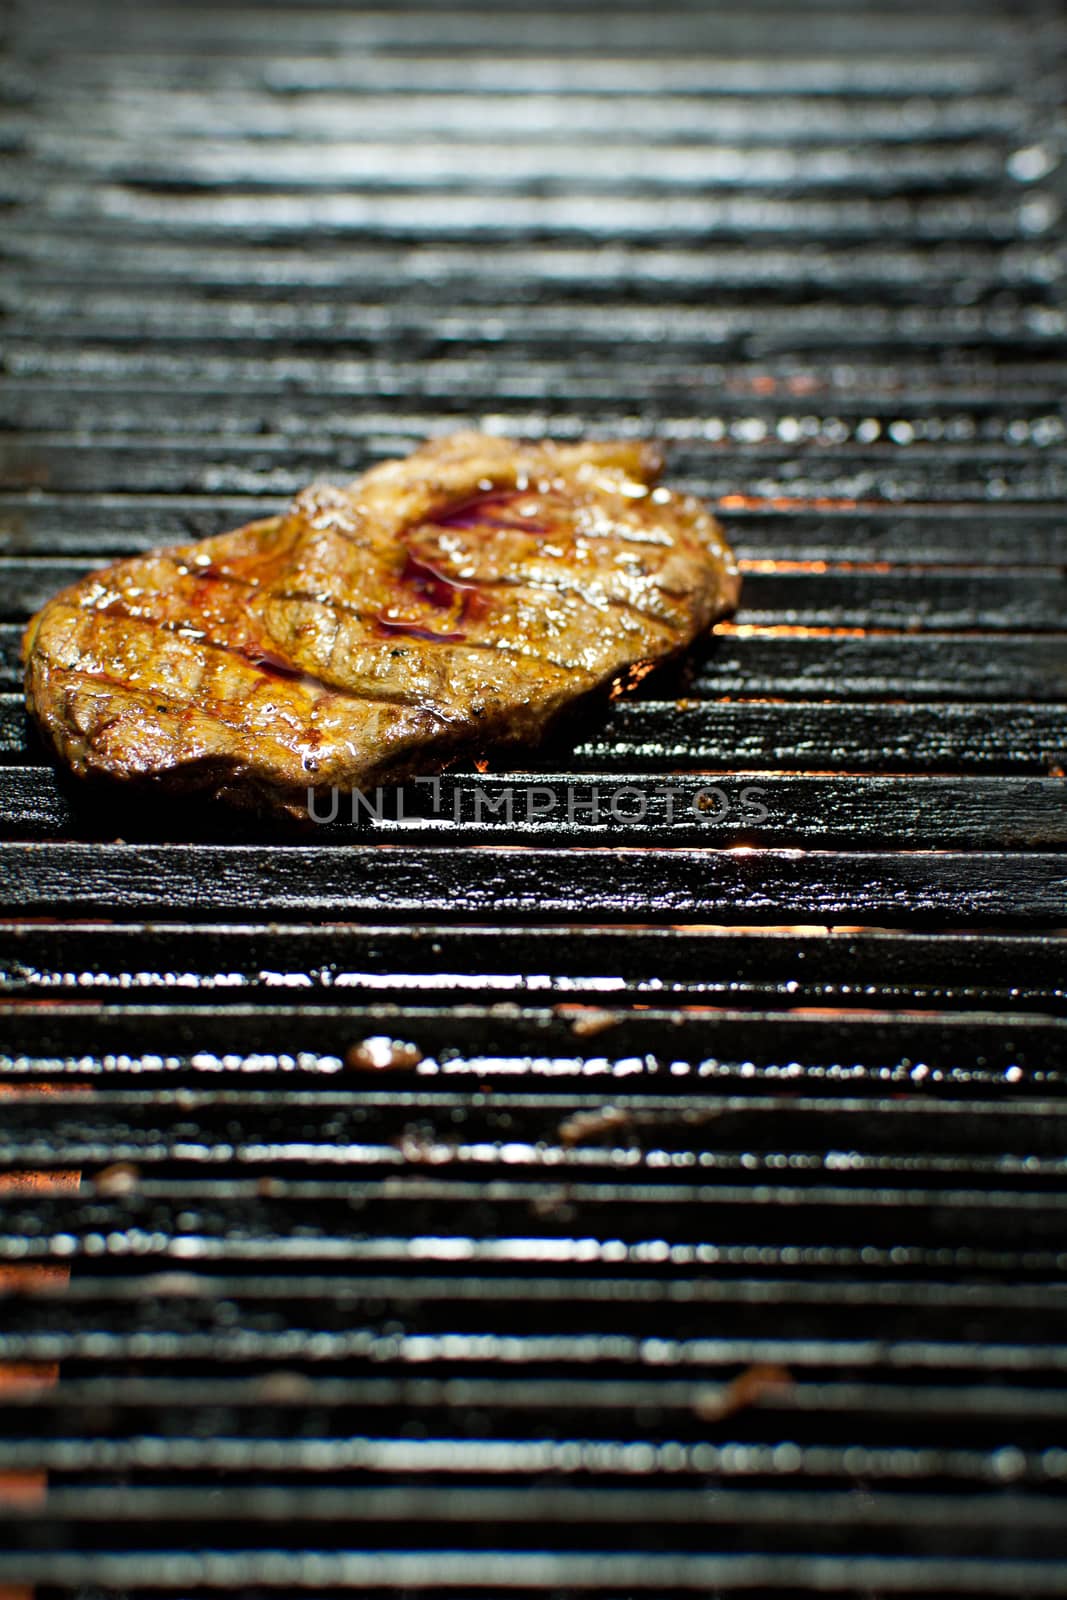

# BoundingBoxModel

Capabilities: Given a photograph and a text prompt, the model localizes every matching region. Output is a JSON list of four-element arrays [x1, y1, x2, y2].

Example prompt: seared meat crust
[[23, 433, 740, 816]]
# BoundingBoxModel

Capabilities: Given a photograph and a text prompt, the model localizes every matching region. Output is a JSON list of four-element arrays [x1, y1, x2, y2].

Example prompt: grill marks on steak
[[23, 433, 741, 816]]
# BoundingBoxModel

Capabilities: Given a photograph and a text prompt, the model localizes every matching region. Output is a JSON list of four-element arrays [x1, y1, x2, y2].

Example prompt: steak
[[23, 432, 741, 817]]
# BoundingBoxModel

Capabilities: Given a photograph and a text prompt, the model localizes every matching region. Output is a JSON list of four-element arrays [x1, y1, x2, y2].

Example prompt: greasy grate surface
[[1, 0, 1067, 1595]]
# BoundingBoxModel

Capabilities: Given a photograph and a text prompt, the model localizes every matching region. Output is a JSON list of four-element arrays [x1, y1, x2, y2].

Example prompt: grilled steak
[[23, 432, 740, 816]]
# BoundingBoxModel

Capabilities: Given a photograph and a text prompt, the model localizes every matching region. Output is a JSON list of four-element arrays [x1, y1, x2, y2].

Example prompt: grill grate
[[2, 0, 1067, 1594]]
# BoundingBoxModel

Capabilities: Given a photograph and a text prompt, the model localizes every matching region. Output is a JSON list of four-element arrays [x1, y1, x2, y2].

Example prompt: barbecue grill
[[2, 0, 1067, 1594]]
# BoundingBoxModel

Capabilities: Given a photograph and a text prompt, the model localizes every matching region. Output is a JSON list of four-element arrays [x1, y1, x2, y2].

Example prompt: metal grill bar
[[4, 772, 1067, 849], [5, 630, 1067, 699], [7, 698, 1067, 771], [1, 844, 1065, 922], [2, 923, 1064, 1006], [5, 501, 1067, 564]]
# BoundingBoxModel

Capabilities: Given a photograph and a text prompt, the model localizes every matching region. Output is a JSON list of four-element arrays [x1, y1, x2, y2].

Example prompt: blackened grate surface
[[1, 0, 1067, 1595]]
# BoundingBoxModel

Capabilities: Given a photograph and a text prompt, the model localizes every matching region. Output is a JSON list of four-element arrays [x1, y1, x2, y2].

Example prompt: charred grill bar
[[2, 0, 1067, 1594]]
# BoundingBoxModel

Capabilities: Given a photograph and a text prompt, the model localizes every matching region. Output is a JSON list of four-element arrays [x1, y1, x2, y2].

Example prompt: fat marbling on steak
[[23, 432, 741, 816]]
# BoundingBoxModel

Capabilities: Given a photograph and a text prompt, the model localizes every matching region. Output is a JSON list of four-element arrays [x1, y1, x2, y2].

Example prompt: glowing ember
[[345, 1036, 424, 1072]]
